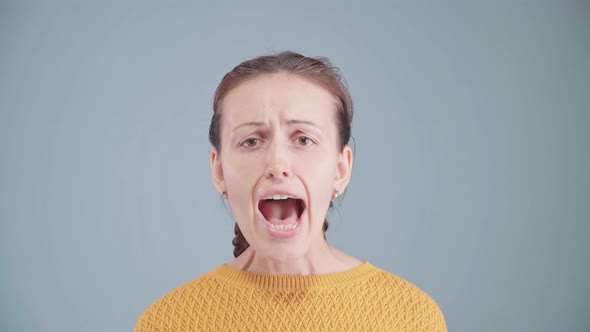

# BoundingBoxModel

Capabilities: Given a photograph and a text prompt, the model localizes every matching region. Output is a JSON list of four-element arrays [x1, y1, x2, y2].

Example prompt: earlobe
[[210, 148, 225, 194], [335, 146, 353, 192]]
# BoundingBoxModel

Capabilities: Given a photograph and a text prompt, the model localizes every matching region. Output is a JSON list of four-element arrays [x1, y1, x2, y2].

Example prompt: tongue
[[259, 199, 299, 225]]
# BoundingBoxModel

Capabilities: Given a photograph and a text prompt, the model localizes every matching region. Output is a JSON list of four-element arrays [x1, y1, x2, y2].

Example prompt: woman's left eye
[[296, 136, 314, 146]]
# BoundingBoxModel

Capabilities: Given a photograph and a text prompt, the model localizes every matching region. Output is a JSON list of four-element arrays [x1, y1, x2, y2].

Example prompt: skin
[[210, 72, 362, 275]]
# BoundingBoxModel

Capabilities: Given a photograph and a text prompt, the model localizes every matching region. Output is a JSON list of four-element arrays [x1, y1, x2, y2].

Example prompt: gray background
[[1, 1, 589, 331]]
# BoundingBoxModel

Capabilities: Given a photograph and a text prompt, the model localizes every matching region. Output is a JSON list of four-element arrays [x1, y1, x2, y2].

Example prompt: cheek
[[222, 153, 264, 199], [301, 151, 338, 183], [222, 155, 262, 236], [299, 152, 339, 211]]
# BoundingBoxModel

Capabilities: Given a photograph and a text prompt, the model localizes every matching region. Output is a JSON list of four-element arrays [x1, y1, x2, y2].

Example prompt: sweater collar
[[212, 261, 380, 290]]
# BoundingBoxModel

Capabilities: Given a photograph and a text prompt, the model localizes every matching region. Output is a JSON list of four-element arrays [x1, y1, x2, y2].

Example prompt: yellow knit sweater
[[135, 262, 447, 331]]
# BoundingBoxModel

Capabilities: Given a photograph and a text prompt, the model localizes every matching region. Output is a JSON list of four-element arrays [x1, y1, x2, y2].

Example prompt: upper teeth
[[266, 194, 293, 200]]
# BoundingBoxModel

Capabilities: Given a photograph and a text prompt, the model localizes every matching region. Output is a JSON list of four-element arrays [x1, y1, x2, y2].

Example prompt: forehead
[[220, 73, 337, 126]]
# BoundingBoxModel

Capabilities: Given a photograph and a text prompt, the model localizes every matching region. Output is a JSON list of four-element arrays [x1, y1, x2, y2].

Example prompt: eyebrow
[[231, 119, 320, 132], [286, 119, 319, 128], [232, 121, 265, 133]]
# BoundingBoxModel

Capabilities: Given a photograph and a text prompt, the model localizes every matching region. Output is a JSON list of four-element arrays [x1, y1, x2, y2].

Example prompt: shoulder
[[133, 268, 222, 332], [365, 264, 448, 332]]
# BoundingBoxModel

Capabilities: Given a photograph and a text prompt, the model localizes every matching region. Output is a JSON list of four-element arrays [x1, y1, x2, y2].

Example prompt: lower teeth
[[268, 222, 297, 231]]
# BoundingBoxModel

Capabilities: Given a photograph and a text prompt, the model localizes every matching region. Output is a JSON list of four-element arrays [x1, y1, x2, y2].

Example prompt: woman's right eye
[[241, 138, 259, 148]]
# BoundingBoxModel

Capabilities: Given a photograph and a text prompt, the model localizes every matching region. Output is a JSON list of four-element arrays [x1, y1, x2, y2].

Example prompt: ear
[[210, 148, 225, 194], [335, 145, 353, 192]]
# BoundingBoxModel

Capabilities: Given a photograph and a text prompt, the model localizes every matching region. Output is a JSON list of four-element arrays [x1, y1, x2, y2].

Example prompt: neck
[[228, 240, 362, 275]]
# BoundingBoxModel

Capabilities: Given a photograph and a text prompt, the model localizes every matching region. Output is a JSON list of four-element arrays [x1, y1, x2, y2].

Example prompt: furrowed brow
[[286, 119, 322, 134], [232, 121, 265, 133], [286, 119, 317, 126]]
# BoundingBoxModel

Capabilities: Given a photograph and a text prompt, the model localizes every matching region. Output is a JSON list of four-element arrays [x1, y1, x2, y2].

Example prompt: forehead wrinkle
[[222, 73, 337, 137]]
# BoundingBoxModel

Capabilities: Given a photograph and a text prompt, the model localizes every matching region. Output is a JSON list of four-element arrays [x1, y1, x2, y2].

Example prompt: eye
[[241, 137, 260, 148], [296, 136, 314, 146]]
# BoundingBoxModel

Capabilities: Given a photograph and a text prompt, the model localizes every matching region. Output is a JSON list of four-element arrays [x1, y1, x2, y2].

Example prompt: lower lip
[[260, 214, 304, 239]]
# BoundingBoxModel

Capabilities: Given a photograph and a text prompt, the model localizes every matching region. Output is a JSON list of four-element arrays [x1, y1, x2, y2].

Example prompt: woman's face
[[211, 73, 352, 261]]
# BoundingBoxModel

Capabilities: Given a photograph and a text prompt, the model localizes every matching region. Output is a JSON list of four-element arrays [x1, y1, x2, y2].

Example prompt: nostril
[[266, 166, 289, 178]]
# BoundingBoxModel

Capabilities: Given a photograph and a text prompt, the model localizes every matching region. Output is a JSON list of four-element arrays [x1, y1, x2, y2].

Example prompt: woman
[[135, 51, 447, 331]]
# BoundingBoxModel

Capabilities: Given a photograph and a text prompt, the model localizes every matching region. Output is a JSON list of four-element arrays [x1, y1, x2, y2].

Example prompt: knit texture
[[135, 262, 447, 331]]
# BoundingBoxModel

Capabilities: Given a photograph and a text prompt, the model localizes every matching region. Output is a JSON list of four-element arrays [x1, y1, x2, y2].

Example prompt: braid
[[232, 222, 249, 258]]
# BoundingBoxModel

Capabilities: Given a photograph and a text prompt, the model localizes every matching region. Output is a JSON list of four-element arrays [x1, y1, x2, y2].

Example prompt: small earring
[[332, 189, 340, 199], [222, 190, 228, 199]]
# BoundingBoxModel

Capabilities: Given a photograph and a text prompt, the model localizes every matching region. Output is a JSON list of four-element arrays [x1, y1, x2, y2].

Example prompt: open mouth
[[258, 197, 305, 232]]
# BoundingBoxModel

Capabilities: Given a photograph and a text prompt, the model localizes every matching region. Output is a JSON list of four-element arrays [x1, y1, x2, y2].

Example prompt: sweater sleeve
[[426, 296, 448, 332], [134, 305, 168, 332]]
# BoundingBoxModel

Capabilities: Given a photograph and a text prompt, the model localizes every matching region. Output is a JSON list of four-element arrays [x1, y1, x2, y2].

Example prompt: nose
[[265, 142, 291, 179]]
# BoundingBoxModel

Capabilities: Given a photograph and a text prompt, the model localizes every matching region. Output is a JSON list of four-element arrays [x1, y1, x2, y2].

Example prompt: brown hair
[[209, 51, 354, 258]]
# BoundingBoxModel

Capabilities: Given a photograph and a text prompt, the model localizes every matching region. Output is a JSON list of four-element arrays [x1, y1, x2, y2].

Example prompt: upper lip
[[258, 190, 303, 201]]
